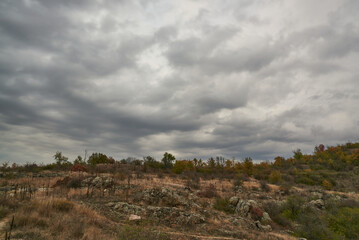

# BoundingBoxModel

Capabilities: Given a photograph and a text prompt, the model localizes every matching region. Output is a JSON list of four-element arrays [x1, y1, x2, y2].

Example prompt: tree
[[54, 151, 69, 165], [243, 157, 254, 176], [161, 152, 175, 168], [143, 156, 163, 169], [293, 149, 303, 161], [207, 157, 216, 169], [74, 155, 85, 165], [87, 152, 109, 165], [274, 156, 285, 167], [268, 170, 282, 183]]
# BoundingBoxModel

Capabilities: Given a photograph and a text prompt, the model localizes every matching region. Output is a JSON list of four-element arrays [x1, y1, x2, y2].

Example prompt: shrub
[[70, 164, 87, 172], [0, 206, 9, 219], [67, 177, 83, 189], [213, 198, 234, 214], [282, 195, 305, 220], [262, 201, 291, 227], [329, 207, 359, 239], [249, 206, 264, 221], [279, 184, 292, 195], [268, 170, 282, 183], [198, 184, 217, 198], [322, 179, 333, 190], [52, 176, 72, 188], [172, 160, 194, 174], [296, 211, 340, 240], [260, 181, 271, 192], [185, 172, 200, 189], [296, 176, 315, 185]]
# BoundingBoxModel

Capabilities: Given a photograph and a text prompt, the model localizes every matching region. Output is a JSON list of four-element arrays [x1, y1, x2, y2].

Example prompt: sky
[[0, 0, 359, 164]]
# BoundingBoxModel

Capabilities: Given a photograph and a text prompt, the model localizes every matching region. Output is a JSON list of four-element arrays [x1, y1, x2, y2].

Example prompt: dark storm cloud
[[0, 0, 359, 163]]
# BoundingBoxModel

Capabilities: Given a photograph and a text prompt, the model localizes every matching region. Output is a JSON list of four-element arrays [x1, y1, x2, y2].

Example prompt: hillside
[[1, 142, 359, 240]]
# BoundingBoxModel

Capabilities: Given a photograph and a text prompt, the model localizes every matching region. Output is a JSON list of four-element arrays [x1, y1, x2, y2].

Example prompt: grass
[[7, 198, 116, 240], [213, 197, 234, 214]]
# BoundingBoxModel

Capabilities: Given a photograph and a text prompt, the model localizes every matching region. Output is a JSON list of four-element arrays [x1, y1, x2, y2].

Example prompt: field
[[1, 143, 359, 240]]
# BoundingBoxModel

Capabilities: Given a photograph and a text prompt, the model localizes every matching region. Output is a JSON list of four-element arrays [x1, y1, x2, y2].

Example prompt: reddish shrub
[[250, 206, 264, 221], [71, 164, 87, 172]]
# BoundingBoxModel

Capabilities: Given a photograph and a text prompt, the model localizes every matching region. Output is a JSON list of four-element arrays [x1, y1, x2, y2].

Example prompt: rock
[[141, 187, 189, 207], [229, 196, 239, 206], [255, 221, 272, 231], [146, 206, 205, 225], [310, 191, 323, 200], [92, 176, 103, 187], [261, 212, 272, 224], [81, 176, 114, 188], [129, 214, 141, 221], [309, 199, 324, 209], [235, 200, 258, 217], [110, 202, 145, 215]]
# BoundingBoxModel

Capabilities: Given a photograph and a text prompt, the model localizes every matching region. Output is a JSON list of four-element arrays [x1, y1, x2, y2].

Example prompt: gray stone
[[310, 191, 323, 200], [229, 196, 239, 206], [309, 199, 324, 209], [261, 212, 272, 224], [255, 221, 272, 231]]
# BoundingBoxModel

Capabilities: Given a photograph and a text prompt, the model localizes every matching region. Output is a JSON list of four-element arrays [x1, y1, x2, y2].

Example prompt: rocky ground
[[1, 172, 358, 239]]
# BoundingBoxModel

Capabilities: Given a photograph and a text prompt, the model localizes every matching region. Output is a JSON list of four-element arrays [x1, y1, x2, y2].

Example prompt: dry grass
[[2, 198, 117, 240]]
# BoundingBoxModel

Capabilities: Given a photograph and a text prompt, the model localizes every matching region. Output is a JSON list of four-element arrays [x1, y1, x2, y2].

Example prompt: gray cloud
[[0, 0, 359, 164]]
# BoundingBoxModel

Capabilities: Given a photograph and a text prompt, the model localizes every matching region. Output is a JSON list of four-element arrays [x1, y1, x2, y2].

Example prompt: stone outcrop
[[140, 187, 189, 207]]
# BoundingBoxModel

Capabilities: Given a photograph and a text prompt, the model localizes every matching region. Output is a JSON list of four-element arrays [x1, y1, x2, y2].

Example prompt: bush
[[268, 170, 282, 183], [198, 184, 217, 198], [67, 177, 83, 189], [295, 211, 340, 240], [282, 195, 305, 220], [260, 181, 271, 192], [0, 206, 9, 219], [213, 198, 234, 214], [70, 164, 87, 172], [118, 225, 170, 240], [249, 206, 264, 221], [322, 179, 333, 190], [296, 176, 315, 185], [185, 172, 200, 189], [329, 207, 359, 239], [172, 160, 194, 174], [262, 202, 291, 227]]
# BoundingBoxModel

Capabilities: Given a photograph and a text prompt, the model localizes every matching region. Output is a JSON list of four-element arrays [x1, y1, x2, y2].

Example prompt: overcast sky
[[1, 0, 359, 164]]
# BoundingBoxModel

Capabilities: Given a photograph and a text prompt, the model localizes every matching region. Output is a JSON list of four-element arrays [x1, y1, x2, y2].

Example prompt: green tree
[[87, 152, 109, 165], [54, 151, 69, 165], [161, 152, 175, 168], [143, 156, 163, 169], [243, 157, 254, 176], [207, 157, 216, 169], [293, 149, 303, 161], [73, 155, 85, 165]]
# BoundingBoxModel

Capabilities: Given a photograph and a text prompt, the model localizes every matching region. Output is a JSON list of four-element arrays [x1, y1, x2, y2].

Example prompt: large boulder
[[141, 187, 188, 207], [309, 199, 325, 209], [255, 221, 272, 232], [234, 199, 258, 217], [108, 202, 145, 215], [261, 212, 272, 224], [82, 176, 114, 188], [229, 196, 239, 206]]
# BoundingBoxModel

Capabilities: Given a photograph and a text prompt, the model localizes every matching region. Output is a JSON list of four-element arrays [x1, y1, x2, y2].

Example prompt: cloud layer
[[1, 0, 359, 163]]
